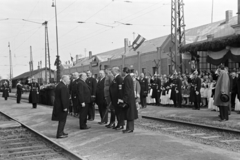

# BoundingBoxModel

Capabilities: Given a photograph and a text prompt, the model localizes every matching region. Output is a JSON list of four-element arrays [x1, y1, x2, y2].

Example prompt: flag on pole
[[132, 34, 145, 51]]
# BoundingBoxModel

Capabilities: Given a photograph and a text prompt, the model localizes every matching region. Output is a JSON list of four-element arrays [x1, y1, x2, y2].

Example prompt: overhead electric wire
[[54, 1, 165, 51]]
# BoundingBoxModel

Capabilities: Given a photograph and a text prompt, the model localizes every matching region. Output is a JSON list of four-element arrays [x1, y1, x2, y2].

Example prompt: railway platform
[[1, 97, 240, 160]]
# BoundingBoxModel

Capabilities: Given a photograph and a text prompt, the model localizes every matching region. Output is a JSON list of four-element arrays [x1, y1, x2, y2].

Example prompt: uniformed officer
[[170, 72, 182, 108], [16, 80, 23, 103], [71, 72, 80, 117], [28, 77, 40, 108], [86, 70, 97, 121], [2, 81, 10, 100], [139, 73, 148, 108], [192, 70, 201, 110]]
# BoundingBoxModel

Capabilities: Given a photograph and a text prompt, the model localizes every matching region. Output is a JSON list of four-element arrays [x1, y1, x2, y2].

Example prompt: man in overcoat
[[2, 81, 10, 100], [139, 73, 148, 108], [78, 72, 91, 129], [214, 66, 230, 121], [71, 72, 80, 117], [110, 67, 124, 130], [96, 70, 108, 124], [52, 75, 70, 138], [86, 70, 97, 121], [28, 78, 40, 108], [16, 80, 23, 103], [120, 67, 138, 133]]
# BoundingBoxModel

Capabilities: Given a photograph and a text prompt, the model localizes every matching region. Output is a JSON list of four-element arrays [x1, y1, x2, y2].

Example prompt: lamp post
[[52, 0, 60, 83]]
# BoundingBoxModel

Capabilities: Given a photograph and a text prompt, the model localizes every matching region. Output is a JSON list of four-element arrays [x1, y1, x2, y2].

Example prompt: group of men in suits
[[51, 66, 139, 138]]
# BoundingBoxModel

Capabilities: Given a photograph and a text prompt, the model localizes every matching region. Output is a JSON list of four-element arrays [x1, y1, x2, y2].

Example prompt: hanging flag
[[132, 34, 145, 51]]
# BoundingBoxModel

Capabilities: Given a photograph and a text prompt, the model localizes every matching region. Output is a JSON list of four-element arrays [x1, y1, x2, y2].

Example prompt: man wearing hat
[[192, 70, 201, 110], [71, 72, 80, 117], [150, 74, 160, 106], [28, 77, 40, 108], [16, 80, 23, 103], [214, 65, 230, 121]]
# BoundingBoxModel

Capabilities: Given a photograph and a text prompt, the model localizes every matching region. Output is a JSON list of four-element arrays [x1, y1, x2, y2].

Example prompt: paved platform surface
[[1, 97, 240, 160], [140, 105, 240, 130]]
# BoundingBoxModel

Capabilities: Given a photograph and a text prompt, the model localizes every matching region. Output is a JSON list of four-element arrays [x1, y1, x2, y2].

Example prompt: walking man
[[52, 75, 70, 139]]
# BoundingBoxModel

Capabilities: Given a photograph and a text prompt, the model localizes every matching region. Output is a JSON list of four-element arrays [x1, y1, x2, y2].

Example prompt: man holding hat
[[214, 65, 230, 121]]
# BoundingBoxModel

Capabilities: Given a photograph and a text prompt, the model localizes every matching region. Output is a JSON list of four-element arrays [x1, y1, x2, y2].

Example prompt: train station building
[[62, 10, 240, 76]]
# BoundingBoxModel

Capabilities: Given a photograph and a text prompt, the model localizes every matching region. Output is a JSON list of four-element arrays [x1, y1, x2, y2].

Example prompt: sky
[[0, 0, 237, 79]]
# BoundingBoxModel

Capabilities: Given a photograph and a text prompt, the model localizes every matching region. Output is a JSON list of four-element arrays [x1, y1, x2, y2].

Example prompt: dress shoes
[[122, 130, 133, 133], [80, 126, 91, 130], [57, 135, 68, 139], [115, 126, 124, 130], [63, 132, 68, 136], [105, 123, 115, 128]]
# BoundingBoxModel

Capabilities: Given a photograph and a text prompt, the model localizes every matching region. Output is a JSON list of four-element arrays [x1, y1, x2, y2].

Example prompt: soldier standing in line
[[71, 72, 80, 117], [28, 78, 40, 108], [2, 81, 10, 100], [192, 70, 201, 110], [139, 73, 148, 108], [86, 70, 97, 121], [16, 80, 23, 103], [170, 72, 182, 108], [150, 74, 158, 105], [156, 74, 162, 106]]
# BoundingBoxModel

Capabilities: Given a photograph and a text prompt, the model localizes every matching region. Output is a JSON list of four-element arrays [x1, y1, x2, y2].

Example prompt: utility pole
[[43, 21, 51, 83], [30, 46, 33, 78], [8, 42, 13, 87], [170, 0, 186, 73]]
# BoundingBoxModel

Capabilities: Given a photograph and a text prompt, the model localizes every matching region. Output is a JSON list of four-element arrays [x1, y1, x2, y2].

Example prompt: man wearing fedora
[[214, 64, 230, 121]]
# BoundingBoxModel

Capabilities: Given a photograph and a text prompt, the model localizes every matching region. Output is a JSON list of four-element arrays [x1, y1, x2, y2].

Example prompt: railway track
[[0, 112, 82, 160], [138, 116, 240, 152]]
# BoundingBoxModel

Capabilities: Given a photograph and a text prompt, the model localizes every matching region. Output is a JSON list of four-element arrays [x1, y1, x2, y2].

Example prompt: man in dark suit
[[96, 70, 108, 124], [78, 72, 91, 130], [110, 67, 124, 130], [120, 67, 138, 133], [86, 70, 97, 121], [52, 75, 70, 139], [192, 70, 201, 110], [230, 72, 238, 111], [71, 72, 80, 117], [139, 73, 148, 108], [16, 80, 23, 103], [28, 77, 40, 108]]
